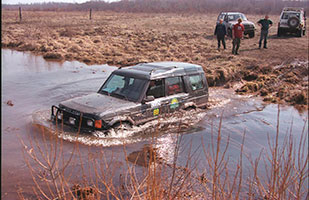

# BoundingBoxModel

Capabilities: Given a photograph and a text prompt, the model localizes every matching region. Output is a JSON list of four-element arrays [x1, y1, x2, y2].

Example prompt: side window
[[189, 75, 204, 91], [282, 13, 289, 19], [166, 77, 184, 96], [146, 79, 165, 99]]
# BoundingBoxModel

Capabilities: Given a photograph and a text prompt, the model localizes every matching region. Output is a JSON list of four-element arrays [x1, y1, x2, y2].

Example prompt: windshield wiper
[[98, 90, 110, 96], [111, 91, 129, 101]]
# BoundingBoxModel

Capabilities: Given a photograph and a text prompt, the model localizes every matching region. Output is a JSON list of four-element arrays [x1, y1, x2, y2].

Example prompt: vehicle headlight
[[69, 117, 76, 125], [57, 111, 63, 120], [87, 120, 94, 127]]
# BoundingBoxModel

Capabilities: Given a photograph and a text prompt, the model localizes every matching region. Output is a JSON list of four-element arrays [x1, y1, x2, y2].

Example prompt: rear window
[[281, 12, 300, 19], [189, 75, 204, 91]]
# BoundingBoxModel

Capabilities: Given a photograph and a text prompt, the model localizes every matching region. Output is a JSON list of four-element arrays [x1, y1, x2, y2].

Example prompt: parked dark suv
[[51, 62, 209, 132]]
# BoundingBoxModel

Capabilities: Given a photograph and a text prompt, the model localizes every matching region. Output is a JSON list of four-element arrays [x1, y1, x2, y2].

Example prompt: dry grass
[[18, 107, 308, 199], [1, 11, 308, 107]]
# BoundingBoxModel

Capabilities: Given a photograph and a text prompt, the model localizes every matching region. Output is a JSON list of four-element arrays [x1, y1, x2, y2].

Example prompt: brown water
[[1, 49, 308, 199]]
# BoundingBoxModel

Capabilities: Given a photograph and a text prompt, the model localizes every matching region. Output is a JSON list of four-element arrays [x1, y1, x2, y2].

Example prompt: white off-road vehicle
[[277, 7, 306, 37]]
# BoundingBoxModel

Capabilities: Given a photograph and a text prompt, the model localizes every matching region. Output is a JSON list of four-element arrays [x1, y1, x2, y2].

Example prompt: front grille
[[57, 107, 95, 130], [52, 105, 108, 131], [244, 24, 253, 30]]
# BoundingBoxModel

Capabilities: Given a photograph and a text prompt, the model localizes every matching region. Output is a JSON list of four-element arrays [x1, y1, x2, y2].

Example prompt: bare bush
[[18, 106, 308, 199], [3, 0, 309, 14]]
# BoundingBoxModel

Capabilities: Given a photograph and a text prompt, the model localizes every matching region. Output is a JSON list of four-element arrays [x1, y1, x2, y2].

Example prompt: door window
[[146, 79, 165, 98], [166, 77, 184, 96]]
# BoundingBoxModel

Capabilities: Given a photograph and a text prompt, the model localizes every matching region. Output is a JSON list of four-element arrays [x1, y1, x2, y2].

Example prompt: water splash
[[32, 108, 207, 147]]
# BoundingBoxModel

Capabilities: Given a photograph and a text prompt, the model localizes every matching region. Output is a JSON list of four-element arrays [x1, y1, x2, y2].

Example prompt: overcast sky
[[2, 0, 116, 5]]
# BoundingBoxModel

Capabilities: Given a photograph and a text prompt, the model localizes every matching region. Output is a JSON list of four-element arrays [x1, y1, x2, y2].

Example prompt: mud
[[2, 11, 308, 108]]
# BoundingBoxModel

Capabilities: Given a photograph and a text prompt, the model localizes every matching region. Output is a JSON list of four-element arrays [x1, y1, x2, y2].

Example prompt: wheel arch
[[108, 116, 134, 127]]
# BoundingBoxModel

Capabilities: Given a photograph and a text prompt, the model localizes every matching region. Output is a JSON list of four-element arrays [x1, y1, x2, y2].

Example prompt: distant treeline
[[2, 0, 309, 14]]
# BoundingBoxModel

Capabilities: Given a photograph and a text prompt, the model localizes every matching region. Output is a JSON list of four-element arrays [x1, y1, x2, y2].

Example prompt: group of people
[[214, 15, 273, 55]]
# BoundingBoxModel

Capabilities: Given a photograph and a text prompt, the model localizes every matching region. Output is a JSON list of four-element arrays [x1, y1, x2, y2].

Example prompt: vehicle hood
[[229, 20, 255, 26], [59, 93, 138, 116]]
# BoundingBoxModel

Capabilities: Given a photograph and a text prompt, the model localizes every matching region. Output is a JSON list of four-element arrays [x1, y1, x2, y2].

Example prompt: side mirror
[[142, 96, 155, 104]]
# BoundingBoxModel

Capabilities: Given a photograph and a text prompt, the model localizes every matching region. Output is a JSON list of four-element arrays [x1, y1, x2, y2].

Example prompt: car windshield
[[228, 13, 247, 21], [217, 14, 225, 21], [98, 74, 147, 102]]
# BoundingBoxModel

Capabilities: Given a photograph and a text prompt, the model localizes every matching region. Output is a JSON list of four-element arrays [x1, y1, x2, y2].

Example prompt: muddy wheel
[[277, 28, 282, 37], [297, 29, 303, 37], [287, 17, 300, 28], [248, 31, 255, 38], [113, 122, 132, 132], [228, 28, 232, 37]]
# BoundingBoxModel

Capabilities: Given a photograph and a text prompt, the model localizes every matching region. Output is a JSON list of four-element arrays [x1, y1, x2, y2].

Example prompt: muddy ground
[[1, 11, 308, 109]]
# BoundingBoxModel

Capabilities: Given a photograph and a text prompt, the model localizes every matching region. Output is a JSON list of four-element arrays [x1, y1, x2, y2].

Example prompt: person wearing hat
[[232, 18, 245, 55], [257, 15, 273, 49]]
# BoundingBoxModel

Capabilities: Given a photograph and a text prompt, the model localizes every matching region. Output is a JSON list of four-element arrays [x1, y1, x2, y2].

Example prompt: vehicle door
[[161, 76, 189, 114], [138, 79, 166, 124], [185, 73, 209, 107], [139, 77, 188, 122], [223, 14, 229, 29]]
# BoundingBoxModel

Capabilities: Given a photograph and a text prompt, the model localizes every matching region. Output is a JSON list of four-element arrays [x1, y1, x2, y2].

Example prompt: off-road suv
[[217, 12, 256, 38], [277, 7, 306, 37], [51, 62, 209, 132]]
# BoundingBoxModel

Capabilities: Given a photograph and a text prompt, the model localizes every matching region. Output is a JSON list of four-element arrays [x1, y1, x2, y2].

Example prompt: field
[[1, 10, 308, 108]]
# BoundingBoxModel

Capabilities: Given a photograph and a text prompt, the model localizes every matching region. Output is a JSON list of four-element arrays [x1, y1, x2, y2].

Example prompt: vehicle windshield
[[228, 13, 247, 21], [98, 74, 147, 102]]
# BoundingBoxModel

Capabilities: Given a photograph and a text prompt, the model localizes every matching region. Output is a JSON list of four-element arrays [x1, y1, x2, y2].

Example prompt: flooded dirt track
[[1, 49, 308, 199]]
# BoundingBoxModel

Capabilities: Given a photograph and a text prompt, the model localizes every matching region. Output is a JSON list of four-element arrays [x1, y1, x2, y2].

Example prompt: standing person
[[232, 18, 245, 55], [257, 15, 273, 49], [214, 19, 227, 50]]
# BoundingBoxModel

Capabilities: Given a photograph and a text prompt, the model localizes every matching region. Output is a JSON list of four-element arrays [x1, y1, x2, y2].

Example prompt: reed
[[19, 107, 308, 199]]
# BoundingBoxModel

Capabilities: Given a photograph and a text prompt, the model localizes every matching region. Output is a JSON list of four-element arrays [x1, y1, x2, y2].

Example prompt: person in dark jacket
[[257, 15, 273, 49], [214, 19, 227, 50]]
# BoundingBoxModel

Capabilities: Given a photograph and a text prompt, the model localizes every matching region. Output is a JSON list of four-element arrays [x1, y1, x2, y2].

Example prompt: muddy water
[[1, 49, 308, 199]]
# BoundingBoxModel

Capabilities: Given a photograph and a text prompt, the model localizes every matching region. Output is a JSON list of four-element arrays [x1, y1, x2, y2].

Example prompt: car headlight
[[69, 117, 76, 125], [87, 120, 94, 127]]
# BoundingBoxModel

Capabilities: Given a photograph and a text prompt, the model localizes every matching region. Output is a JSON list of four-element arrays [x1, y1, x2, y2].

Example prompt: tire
[[248, 31, 255, 38], [287, 17, 300, 28], [228, 28, 232, 37], [297, 29, 303, 37], [113, 122, 132, 132], [277, 28, 282, 37]]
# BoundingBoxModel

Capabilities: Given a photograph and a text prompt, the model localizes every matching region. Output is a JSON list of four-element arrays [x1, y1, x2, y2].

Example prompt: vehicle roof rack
[[283, 7, 304, 12], [149, 65, 178, 75]]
